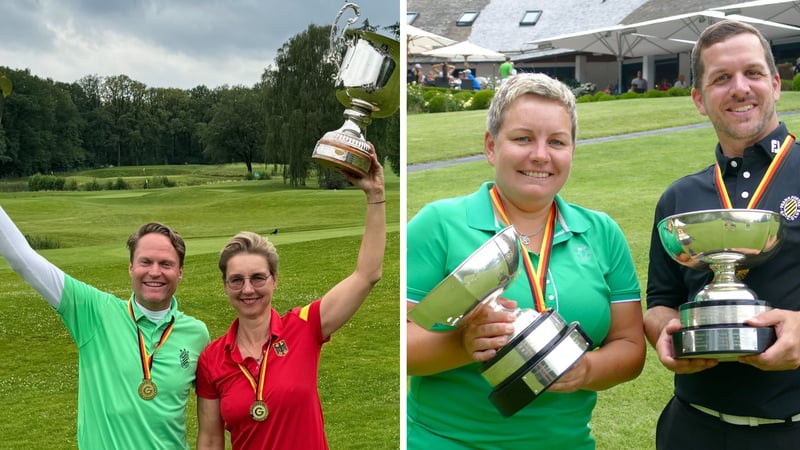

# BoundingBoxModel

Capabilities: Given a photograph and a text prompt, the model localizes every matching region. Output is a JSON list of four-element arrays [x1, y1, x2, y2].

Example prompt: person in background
[[0, 211, 209, 449], [631, 69, 648, 93], [673, 73, 689, 88], [644, 19, 800, 450], [196, 150, 386, 450], [499, 56, 513, 82], [406, 73, 645, 449]]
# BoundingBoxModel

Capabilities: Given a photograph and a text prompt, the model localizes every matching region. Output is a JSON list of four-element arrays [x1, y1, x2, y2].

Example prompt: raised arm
[[319, 147, 386, 339], [0, 206, 64, 307]]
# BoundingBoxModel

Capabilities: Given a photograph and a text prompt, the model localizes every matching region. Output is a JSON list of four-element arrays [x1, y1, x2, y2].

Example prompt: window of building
[[407, 12, 419, 25], [456, 11, 479, 26], [520, 10, 542, 26]]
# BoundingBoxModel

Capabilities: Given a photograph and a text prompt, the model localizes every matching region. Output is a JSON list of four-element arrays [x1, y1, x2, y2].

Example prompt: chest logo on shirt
[[273, 339, 289, 357], [180, 349, 190, 368], [780, 196, 800, 221], [771, 139, 781, 154]]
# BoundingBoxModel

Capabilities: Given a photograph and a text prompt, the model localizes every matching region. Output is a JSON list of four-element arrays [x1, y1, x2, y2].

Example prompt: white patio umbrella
[[422, 40, 505, 65], [530, 24, 695, 93], [406, 25, 456, 56], [626, 9, 800, 42], [712, 0, 800, 27]]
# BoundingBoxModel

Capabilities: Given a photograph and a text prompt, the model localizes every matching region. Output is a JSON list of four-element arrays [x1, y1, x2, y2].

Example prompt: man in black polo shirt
[[644, 19, 800, 450]]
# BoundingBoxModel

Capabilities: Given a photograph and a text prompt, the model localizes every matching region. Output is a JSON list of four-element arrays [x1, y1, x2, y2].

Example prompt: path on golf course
[[407, 110, 800, 173]]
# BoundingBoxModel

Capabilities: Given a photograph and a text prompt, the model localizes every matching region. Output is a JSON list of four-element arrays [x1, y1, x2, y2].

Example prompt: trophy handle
[[326, 3, 361, 72]]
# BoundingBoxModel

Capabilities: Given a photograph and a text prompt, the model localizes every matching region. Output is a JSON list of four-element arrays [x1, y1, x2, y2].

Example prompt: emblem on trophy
[[408, 226, 593, 417], [657, 209, 784, 359], [312, 2, 400, 178]]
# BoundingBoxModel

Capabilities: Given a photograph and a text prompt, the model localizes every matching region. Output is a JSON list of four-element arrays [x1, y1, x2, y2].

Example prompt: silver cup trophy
[[408, 226, 593, 417], [312, 3, 400, 178], [658, 209, 784, 359]]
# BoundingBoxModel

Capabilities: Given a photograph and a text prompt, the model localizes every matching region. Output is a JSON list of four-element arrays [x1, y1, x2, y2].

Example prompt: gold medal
[[250, 400, 268, 421], [138, 379, 158, 400]]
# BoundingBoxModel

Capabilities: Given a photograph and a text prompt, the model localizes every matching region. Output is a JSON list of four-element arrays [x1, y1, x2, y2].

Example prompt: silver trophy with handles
[[312, 3, 400, 178], [408, 226, 592, 417], [658, 209, 784, 359]]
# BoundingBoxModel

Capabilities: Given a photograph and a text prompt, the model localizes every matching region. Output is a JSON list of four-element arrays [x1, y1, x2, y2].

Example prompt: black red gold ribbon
[[489, 185, 557, 313], [237, 338, 271, 421], [715, 134, 795, 208], [127, 300, 175, 400]]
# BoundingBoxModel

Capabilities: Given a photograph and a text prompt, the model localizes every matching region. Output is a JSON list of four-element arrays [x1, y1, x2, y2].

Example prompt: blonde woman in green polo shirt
[[406, 73, 646, 449], [0, 213, 209, 449]]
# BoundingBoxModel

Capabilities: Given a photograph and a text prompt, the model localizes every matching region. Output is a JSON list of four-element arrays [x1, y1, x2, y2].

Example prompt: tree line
[[0, 21, 400, 187]]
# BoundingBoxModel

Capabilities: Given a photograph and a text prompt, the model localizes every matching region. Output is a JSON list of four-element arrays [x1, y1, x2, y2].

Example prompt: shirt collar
[[465, 181, 591, 236], [222, 308, 284, 356], [716, 122, 789, 175]]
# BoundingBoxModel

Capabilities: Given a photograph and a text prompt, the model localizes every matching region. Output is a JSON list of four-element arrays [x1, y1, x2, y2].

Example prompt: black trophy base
[[673, 324, 776, 360], [485, 322, 592, 417]]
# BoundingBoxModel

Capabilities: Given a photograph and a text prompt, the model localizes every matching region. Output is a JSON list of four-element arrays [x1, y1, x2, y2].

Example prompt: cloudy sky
[[0, 0, 399, 89]]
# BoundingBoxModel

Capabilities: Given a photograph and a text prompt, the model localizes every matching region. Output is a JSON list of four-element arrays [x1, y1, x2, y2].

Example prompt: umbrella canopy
[[712, 0, 800, 27], [532, 25, 695, 59], [422, 40, 505, 65], [626, 9, 800, 42], [530, 24, 695, 93], [406, 25, 456, 56]]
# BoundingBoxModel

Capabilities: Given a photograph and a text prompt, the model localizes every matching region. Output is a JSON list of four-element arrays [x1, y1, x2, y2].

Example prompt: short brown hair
[[218, 231, 279, 280], [127, 222, 186, 266], [691, 19, 777, 90]]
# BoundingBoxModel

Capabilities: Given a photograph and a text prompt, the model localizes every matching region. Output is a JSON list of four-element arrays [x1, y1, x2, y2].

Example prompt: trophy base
[[312, 132, 371, 178], [673, 324, 776, 360], [480, 310, 592, 417]]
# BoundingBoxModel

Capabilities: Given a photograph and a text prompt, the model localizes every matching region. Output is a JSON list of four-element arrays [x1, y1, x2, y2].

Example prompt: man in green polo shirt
[[0, 209, 209, 449]]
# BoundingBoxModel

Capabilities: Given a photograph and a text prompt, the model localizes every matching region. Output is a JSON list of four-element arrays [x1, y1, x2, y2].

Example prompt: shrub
[[666, 87, 690, 97], [469, 90, 494, 110], [643, 90, 667, 98], [618, 91, 641, 100], [790, 74, 800, 91], [593, 92, 617, 102], [28, 173, 66, 191], [84, 179, 102, 191], [24, 234, 61, 250], [65, 179, 79, 191]]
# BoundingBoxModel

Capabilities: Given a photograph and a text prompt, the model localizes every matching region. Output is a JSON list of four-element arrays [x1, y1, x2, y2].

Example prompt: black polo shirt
[[646, 122, 800, 419]]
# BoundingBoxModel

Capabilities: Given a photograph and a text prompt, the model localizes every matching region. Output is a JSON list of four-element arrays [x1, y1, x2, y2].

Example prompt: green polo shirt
[[407, 182, 640, 449], [57, 275, 209, 450]]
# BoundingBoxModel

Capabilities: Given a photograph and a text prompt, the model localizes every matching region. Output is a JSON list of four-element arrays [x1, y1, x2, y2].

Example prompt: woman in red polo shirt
[[195, 150, 386, 450]]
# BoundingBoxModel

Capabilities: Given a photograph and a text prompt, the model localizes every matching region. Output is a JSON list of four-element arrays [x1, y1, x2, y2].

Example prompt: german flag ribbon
[[715, 134, 795, 209], [489, 185, 557, 313], [237, 338, 271, 402], [127, 300, 175, 381]]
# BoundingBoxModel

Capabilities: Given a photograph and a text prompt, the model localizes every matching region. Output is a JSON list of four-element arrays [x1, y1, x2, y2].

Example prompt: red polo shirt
[[197, 300, 329, 450]]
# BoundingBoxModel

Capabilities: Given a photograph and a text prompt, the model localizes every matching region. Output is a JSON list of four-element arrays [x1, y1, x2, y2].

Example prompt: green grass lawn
[[407, 91, 800, 165], [0, 169, 400, 449], [407, 96, 800, 450]]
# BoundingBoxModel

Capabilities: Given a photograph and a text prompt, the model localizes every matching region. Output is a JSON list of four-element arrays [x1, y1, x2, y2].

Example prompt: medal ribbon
[[489, 185, 556, 313], [237, 339, 270, 403], [127, 300, 175, 382], [714, 134, 794, 209]]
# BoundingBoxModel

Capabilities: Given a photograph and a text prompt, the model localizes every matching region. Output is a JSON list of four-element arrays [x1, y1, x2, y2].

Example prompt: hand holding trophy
[[658, 209, 784, 359], [408, 227, 593, 417], [312, 2, 400, 178]]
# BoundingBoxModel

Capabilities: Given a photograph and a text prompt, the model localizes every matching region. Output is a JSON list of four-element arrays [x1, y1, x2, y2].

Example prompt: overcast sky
[[0, 0, 399, 89]]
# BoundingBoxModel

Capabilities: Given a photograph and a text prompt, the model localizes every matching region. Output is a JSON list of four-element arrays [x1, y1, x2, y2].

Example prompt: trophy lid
[[657, 208, 784, 270], [408, 226, 520, 331]]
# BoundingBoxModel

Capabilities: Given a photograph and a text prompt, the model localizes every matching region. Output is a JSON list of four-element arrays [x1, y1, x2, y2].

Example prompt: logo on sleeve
[[780, 196, 800, 221]]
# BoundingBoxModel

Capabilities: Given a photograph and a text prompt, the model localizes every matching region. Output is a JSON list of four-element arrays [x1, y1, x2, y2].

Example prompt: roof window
[[456, 11, 479, 26]]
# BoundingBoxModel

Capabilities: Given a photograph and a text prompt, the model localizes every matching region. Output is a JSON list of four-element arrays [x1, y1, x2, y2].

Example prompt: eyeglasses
[[225, 274, 272, 291]]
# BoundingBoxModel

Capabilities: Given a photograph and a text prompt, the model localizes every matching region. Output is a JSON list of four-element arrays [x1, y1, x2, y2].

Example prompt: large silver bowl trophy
[[657, 209, 784, 360], [311, 3, 400, 178], [408, 226, 593, 417]]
